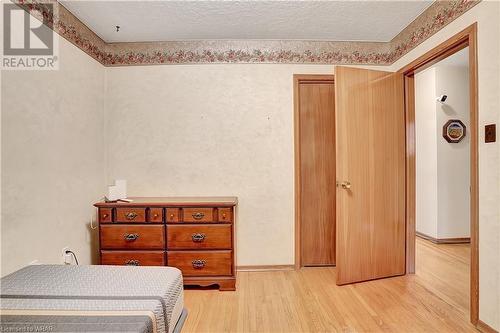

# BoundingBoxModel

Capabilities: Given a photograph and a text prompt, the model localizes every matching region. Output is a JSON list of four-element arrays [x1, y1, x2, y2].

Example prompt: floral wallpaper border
[[387, 0, 479, 63], [15, 0, 479, 66]]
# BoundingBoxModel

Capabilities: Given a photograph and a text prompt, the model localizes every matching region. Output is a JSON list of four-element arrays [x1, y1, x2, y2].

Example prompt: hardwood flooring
[[183, 237, 473, 332]]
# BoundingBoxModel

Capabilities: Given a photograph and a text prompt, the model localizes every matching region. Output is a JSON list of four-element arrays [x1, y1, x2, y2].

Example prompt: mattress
[[0, 265, 185, 333]]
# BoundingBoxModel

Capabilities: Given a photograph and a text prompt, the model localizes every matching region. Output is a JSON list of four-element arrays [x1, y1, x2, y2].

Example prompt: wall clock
[[442, 119, 466, 143]]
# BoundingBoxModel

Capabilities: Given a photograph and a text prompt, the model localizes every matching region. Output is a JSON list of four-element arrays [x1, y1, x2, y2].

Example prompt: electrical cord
[[65, 250, 79, 265]]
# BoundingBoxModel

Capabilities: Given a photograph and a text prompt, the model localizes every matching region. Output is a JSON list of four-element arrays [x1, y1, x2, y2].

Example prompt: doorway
[[415, 47, 471, 244], [400, 24, 479, 325], [414, 45, 471, 318], [294, 74, 336, 268]]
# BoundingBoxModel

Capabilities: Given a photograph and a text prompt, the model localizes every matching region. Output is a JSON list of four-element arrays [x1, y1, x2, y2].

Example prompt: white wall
[[415, 62, 470, 240], [104, 64, 333, 266], [1, 36, 105, 276], [436, 65, 470, 239], [415, 67, 439, 239], [390, 1, 500, 329]]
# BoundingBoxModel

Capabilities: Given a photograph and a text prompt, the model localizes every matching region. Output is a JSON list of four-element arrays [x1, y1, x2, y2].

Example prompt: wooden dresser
[[94, 197, 237, 291]]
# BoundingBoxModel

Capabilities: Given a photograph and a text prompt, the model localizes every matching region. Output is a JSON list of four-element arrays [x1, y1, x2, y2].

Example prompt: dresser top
[[94, 196, 238, 208]]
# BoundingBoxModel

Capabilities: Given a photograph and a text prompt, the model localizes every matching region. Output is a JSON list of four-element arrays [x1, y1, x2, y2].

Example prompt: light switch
[[485, 124, 496, 143]]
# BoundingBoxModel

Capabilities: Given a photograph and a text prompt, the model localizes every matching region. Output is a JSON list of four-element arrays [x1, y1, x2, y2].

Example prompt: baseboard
[[416, 231, 470, 244], [236, 265, 295, 272], [477, 320, 499, 333]]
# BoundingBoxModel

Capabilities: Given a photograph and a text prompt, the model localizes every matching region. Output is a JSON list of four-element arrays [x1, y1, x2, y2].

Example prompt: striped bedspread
[[0, 265, 185, 333]]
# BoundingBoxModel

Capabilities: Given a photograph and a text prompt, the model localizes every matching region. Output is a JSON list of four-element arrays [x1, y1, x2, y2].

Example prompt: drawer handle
[[124, 233, 139, 241], [191, 233, 206, 242], [192, 212, 205, 220], [125, 212, 138, 220], [102, 213, 109, 219], [192, 259, 206, 269], [125, 259, 140, 266]]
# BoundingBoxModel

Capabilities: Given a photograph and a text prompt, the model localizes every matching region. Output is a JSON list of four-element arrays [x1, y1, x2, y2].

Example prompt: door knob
[[341, 181, 351, 189]]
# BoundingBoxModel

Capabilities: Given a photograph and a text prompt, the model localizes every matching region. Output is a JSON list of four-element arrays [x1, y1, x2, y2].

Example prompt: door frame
[[398, 23, 479, 325], [293, 74, 335, 269]]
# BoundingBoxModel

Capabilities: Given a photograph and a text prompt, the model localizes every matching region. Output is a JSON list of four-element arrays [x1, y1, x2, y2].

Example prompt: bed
[[0, 265, 186, 333]]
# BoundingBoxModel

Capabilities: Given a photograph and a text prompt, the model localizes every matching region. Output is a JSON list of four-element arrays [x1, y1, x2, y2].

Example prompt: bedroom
[[1, 1, 499, 332]]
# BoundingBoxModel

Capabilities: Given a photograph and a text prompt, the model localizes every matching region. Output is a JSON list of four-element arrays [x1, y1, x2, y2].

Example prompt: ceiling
[[60, 1, 433, 43]]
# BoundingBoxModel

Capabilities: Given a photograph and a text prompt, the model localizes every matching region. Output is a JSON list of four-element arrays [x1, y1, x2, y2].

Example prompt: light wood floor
[[183, 238, 473, 332]]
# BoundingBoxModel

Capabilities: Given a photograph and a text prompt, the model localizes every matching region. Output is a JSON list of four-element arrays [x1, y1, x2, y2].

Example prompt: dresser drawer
[[100, 225, 165, 249], [148, 208, 163, 223], [217, 208, 233, 222], [166, 208, 180, 223], [99, 208, 113, 223], [167, 225, 232, 250], [182, 208, 214, 223], [101, 251, 165, 266], [167, 251, 232, 276], [116, 208, 146, 223]]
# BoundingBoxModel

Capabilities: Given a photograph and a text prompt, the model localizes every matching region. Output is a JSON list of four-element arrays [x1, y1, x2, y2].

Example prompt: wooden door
[[335, 67, 405, 285], [297, 76, 336, 266]]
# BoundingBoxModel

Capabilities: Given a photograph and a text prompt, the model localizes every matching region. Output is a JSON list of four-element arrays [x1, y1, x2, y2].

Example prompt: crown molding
[[15, 0, 479, 66]]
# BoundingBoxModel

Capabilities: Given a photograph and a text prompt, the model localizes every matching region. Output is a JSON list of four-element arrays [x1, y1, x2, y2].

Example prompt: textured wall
[[1, 36, 105, 276], [390, 1, 500, 329], [104, 64, 333, 266]]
